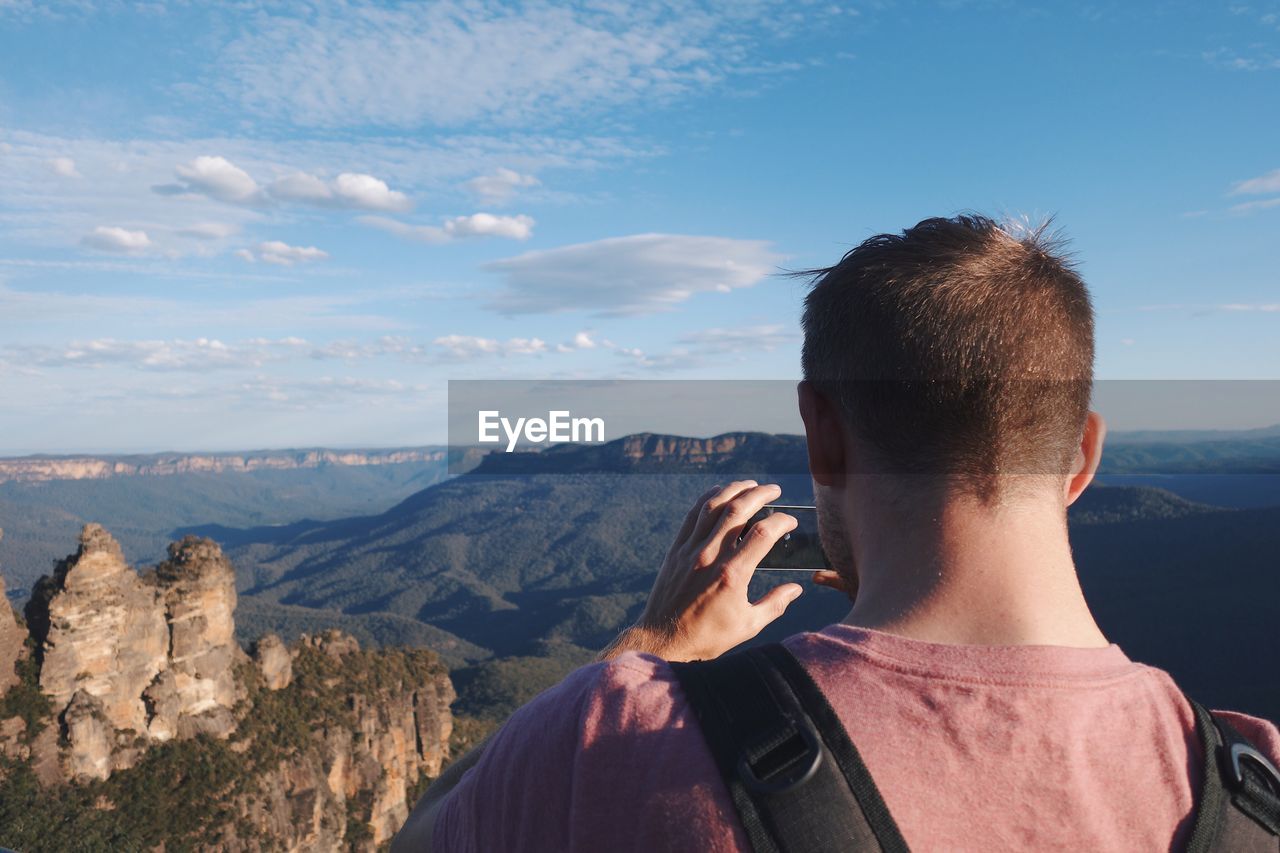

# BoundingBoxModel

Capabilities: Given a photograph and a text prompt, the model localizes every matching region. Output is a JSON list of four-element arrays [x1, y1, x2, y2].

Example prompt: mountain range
[[181, 431, 1280, 722]]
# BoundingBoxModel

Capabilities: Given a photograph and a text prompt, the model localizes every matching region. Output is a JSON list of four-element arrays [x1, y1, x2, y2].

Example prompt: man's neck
[[840, 487, 1109, 648]]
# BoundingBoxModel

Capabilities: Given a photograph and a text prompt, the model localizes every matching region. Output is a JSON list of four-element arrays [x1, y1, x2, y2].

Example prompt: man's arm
[[392, 480, 805, 851]]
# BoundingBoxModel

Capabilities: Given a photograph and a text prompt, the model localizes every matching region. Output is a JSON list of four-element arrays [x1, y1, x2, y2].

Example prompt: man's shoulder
[[573, 651, 689, 731]]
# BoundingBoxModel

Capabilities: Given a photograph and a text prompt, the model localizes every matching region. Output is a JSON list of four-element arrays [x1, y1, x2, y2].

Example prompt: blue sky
[[0, 0, 1277, 453]]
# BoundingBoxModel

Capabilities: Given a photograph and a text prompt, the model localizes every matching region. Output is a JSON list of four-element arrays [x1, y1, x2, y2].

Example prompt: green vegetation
[[0, 734, 247, 852], [0, 635, 52, 741], [452, 643, 595, 721]]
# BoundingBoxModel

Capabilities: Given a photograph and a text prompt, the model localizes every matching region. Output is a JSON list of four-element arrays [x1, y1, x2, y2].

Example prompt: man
[[394, 215, 1280, 851]]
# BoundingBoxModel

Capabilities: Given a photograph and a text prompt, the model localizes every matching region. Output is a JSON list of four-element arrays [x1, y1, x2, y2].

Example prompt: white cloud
[[49, 157, 80, 177], [81, 226, 152, 253], [484, 233, 783, 316], [215, 1, 833, 129], [465, 168, 540, 205], [363, 212, 535, 244], [555, 330, 601, 353], [177, 222, 239, 240], [1230, 168, 1280, 195], [239, 240, 329, 265], [269, 171, 412, 212], [433, 334, 548, 359], [163, 158, 410, 212], [167, 155, 263, 204], [0, 129, 650, 254]]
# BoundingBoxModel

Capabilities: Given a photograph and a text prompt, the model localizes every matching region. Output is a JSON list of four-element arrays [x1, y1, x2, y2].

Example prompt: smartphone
[[743, 504, 831, 571]]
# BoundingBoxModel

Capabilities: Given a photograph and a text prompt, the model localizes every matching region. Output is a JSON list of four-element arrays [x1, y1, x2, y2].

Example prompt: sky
[[0, 0, 1277, 453]]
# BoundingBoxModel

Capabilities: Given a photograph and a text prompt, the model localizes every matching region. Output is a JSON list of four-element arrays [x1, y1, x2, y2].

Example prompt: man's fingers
[[690, 479, 757, 543], [701, 483, 782, 557], [674, 485, 723, 546], [724, 510, 797, 584], [812, 570, 847, 590], [750, 582, 804, 632], [813, 570, 857, 602]]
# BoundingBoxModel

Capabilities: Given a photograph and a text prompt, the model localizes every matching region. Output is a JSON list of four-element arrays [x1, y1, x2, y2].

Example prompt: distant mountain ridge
[[0, 449, 462, 593], [0, 447, 447, 484], [475, 431, 806, 474]]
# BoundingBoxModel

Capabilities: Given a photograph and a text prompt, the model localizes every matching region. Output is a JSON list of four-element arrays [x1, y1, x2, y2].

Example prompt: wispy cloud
[[1220, 302, 1280, 312], [48, 156, 80, 177], [484, 233, 783, 316], [433, 334, 548, 360], [3, 330, 654, 372], [677, 324, 799, 353], [362, 212, 535, 244], [10, 336, 310, 371], [1230, 167, 1280, 195], [1229, 197, 1280, 214], [465, 168, 540, 205], [81, 226, 152, 253], [213, 1, 833, 129], [236, 240, 329, 266], [177, 222, 239, 240]]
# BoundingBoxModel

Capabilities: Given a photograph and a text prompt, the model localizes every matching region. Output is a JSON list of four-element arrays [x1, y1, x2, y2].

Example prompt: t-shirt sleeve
[[431, 653, 745, 853], [432, 661, 604, 853]]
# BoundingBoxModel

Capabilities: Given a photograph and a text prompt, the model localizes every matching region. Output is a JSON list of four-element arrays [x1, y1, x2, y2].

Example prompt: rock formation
[[253, 632, 293, 690], [0, 531, 26, 694], [0, 525, 456, 851], [224, 630, 455, 849], [148, 535, 245, 740], [26, 524, 170, 736]]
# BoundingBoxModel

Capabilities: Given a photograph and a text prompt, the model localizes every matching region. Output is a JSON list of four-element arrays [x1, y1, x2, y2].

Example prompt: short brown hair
[[801, 214, 1094, 492]]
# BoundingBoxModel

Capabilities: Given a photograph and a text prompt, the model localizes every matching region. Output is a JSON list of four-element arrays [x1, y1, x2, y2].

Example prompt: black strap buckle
[[1226, 741, 1280, 796], [737, 714, 824, 795]]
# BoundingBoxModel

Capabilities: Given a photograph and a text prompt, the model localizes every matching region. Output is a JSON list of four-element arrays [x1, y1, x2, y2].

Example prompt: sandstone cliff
[[0, 447, 446, 484], [0, 525, 455, 852]]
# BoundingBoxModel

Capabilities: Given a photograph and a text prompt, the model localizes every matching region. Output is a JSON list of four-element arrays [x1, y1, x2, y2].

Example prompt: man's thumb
[[752, 582, 803, 626]]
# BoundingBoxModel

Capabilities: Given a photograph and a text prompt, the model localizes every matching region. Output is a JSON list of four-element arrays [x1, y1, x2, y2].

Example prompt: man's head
[[800, 214, 1096, 496], [797, 215, 1106, 590]]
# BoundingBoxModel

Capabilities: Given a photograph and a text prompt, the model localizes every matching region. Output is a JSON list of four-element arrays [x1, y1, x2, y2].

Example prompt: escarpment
[[0, 524, 455, 852]]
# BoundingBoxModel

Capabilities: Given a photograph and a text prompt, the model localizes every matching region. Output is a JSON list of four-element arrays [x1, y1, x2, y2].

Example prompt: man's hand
[[599, 481, 804, 663]]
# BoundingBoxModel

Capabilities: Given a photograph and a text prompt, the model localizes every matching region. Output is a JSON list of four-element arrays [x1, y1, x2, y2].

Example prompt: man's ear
[[1065, 410, 1106, 506], [798, 381, 847, 487]]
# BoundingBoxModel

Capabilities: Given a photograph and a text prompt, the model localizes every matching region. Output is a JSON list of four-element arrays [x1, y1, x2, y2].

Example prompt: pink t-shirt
[[435, 625, 1280, 852]]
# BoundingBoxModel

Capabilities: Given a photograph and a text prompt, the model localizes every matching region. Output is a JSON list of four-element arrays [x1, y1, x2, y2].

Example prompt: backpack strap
[[1184, 696, 1280, 853], [670, 644, 910, 853]]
